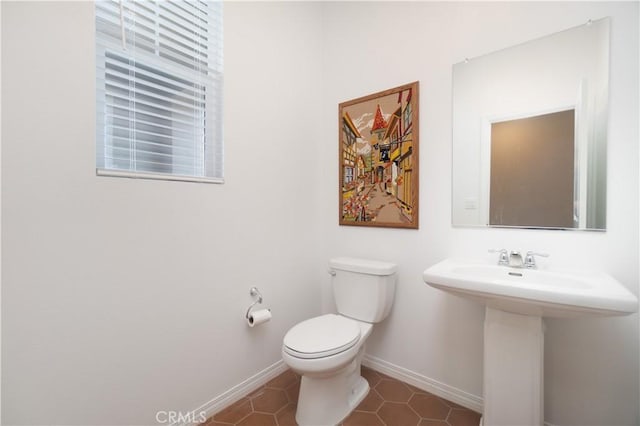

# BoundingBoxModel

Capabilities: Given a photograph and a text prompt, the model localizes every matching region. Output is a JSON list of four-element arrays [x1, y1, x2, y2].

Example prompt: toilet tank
[[329, 257, 397, 323]]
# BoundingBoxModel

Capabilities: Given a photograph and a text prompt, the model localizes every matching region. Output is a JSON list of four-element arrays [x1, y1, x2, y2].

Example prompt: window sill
[[96, 168, 225, 184]]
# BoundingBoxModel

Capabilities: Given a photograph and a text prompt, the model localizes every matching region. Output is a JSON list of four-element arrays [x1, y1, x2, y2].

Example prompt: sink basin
[[423, 258, 638, 318]]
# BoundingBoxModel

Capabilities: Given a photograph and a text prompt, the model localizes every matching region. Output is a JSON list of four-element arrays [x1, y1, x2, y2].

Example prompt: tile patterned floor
[[203, 366, 481, 426]]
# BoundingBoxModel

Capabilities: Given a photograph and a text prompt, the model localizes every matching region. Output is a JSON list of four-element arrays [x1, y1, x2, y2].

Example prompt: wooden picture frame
[[339, 82, 419, 229]]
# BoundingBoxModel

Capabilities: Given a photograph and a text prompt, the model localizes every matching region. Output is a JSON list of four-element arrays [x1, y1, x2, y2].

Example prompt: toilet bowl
[[282, 314, 373, 425], [281, 257, 396, 426]]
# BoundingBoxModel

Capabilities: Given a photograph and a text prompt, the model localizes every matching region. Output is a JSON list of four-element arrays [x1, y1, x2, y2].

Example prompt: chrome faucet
[[488, 249, 509, 266], [524, 251, 549, 269], [490, 249, 548, 268], [508, 251, 524, 268]]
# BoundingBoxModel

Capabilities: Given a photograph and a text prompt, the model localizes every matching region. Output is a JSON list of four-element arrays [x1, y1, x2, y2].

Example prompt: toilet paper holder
[[245, 287, 263, 319]]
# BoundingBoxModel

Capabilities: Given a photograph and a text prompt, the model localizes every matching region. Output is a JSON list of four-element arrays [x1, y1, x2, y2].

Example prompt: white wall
[[0, 1, 3, 421], [2, 2, 638, 426], [320, 2, 639, 425], [1, 2, 323, 425]]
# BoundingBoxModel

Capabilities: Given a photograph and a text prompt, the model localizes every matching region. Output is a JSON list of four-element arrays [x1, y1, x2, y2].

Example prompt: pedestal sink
[[423, 258, 638, 318], [423, 258, 638, 426]]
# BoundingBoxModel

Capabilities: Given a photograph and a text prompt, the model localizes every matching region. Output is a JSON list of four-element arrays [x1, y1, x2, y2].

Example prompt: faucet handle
[[524, 251, 549, 268], [488, 248, 509, 265], [526, 251, 549, 258]]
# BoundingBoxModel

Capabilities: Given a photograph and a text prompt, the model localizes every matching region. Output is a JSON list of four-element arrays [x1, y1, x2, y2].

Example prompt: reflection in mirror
[[490, 109, 575, 228], [452, 18, 609, 230]]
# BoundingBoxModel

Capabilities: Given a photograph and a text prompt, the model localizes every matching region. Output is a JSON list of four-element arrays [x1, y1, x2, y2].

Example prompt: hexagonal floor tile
[[266, 370, 299, 390], [212, 397, 251, 424], [275, 403, 297, 426], [447, 408, 482, 426], [285, 379, 300, 404], [207, 368, 482, 426], [355, 389, 383, 412], [251, 388, 289, 414], [418, 420, 448, 426], [342, 410, 385, 426], [200, 419, 232, 426], [408, 393, 451, 419], [437, 395, 467, 410], [377, 402, 420, 426], [236, 412, 277, 426], [375, 379, 413, 403], [361, 366, 382, 388]]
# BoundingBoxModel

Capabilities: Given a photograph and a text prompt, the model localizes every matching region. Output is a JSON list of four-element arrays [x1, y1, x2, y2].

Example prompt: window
[[96, 0, 223, 183], [403, 102, 412, 132]]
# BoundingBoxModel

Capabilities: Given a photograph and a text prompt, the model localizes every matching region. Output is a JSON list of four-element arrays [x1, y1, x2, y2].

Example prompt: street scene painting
[[339, 82, 419, 229]]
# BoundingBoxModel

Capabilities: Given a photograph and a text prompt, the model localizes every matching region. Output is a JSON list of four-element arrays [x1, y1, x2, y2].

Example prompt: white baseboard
[[363, 354, 484, 414], [180, 360, 288, 426]]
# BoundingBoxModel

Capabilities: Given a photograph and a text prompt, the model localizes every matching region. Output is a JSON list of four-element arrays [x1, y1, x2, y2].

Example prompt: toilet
[[281, 257, 397, 426]]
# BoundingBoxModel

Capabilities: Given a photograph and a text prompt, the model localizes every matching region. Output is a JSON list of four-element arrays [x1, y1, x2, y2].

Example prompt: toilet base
[[295, 356, 369, 426]]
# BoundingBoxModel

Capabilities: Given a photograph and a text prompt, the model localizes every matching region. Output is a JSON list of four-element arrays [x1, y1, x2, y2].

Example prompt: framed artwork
[[339, 82, 419, 229]]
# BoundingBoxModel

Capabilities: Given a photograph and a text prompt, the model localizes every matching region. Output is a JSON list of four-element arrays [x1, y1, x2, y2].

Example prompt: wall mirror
[[452, 18, 610, 230]]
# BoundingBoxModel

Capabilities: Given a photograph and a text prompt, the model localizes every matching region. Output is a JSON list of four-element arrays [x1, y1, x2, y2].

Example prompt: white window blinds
[[96, 0, 223, 182]]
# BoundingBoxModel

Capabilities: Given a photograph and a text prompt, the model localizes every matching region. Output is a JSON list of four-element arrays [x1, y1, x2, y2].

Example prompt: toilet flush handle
[[328, 269, 336, 276]]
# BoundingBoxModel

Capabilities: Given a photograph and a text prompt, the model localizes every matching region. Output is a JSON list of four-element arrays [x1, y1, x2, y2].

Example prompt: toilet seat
[[283, 314, 361, 359]]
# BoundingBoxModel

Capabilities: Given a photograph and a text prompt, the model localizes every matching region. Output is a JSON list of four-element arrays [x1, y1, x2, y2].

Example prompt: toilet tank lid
[[329, 257, 397, 276]]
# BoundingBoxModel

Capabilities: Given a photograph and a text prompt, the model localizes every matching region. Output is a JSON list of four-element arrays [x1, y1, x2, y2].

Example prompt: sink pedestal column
[[483, 307, 544, 425]]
